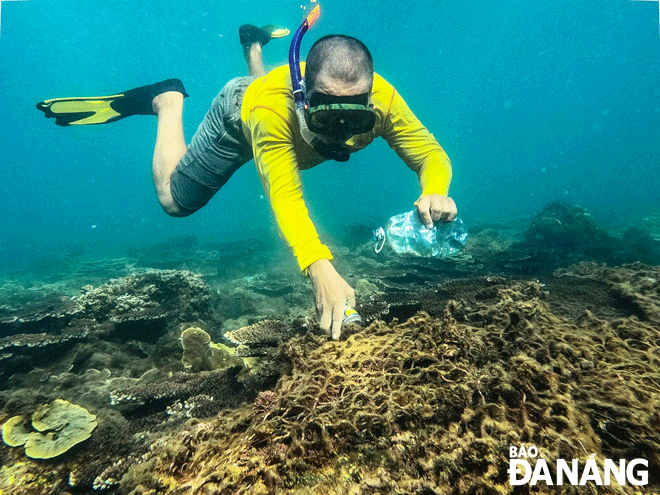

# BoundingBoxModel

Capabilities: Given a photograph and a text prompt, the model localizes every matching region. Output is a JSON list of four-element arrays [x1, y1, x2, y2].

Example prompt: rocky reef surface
[[0, 202, 659, 494]]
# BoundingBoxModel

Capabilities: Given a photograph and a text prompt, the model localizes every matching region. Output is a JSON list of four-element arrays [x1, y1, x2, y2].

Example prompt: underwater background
[[1, 0, 659, 272], [1, 1, 660, 494]]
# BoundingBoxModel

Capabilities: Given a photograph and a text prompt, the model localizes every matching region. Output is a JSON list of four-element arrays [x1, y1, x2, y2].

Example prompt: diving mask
[[305, 92, 376, 138]]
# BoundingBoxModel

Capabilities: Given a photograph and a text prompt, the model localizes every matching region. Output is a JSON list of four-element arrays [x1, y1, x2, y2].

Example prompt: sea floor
[[1, 202, 659, 495]]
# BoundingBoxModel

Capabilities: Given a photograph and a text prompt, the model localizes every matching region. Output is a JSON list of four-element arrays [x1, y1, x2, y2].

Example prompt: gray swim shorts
[[170, 76, 256, 213]]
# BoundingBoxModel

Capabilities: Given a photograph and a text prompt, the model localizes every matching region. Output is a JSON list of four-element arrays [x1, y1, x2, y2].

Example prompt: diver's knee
[[159, 197, 192, 217], [165, 207, 192, 218]]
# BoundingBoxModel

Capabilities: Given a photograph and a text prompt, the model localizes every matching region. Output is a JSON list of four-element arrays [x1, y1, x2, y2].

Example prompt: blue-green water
[[1, 0, 659, 270]]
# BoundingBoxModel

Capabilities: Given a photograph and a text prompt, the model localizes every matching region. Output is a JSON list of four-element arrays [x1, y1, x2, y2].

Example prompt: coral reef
[[73, 257, 138, 279], [181, 326, 244, 372], [463, 227, 516, 259], [113, 264, 660, 495], [2, 399, 97, 459], [512, 202, 660, 269], [2, 201, 660, 495], [554, 262, 660, 325], [0, 294, 83, 336], [216, 271, 311, 334], [225, 320, 299, 347], [110, 367, 250, 414], [0, 269, 220, 387], [524, 202, 612, 249], [0, 329, 90, 383], [0, 269, 230, 494], [638, 212, 660, 242], [0, 331, 88, 356], [619, 227, 660, 265], [126, 236, 275, 280], [74, 269, 217, 338]]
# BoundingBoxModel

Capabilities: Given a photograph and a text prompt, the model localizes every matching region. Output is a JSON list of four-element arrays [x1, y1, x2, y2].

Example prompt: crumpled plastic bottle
[[372, 210, 468, 258]]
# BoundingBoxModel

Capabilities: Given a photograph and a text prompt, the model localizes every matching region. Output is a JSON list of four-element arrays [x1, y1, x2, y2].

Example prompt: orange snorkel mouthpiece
[[306, 5, 321, 28]]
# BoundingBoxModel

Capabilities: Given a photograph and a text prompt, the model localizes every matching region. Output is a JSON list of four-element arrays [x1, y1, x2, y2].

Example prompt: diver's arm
[[248, 107, 332, 269], [378, 83, 457, 224], [247, 107, 354, 339]]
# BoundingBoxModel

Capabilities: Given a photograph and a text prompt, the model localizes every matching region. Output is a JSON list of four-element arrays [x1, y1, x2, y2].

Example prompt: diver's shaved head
[[305, 35, 374, 95]]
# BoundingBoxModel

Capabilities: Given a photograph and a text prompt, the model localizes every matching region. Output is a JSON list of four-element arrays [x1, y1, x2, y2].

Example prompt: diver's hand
[[307, 259, 355, 340], [416, 194, 457, 228]]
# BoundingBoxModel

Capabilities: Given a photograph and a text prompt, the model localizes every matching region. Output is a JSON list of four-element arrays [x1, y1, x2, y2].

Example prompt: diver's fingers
[[431, 203, 446, 223], [347, 289, 356, 310], [443, 197, 458, 222], [416, 196, 434, 228], [431, 196, 458, 223], [317, 300, 332, 335], [331, 303, 344, 340]]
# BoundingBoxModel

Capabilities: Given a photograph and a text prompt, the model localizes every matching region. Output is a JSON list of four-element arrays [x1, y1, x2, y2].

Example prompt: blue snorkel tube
[[289, 5, 320, 111]]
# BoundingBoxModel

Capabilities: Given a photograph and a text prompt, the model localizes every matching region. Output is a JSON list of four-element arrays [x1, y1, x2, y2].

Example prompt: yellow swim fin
[[261, 25, 290, 39], [36, 79, 188, 126]]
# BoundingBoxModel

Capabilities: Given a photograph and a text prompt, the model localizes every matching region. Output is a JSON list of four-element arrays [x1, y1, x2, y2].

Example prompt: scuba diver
[[36, 6, 458, 340]]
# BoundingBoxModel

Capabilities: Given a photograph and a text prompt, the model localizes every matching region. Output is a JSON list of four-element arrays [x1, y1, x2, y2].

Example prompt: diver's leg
[[239, 24, 289, 77], [151, 91, 188, 217], [244, 42, 266, 77], [153, 77, 255, 219]]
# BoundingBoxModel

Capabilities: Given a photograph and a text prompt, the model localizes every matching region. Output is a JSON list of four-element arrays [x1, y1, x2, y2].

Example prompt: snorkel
[[289, 5, 319, 113], [288, 5, 351, 162]]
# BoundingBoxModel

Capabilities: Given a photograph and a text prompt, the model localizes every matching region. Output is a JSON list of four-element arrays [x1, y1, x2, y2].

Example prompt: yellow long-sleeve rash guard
[[240, 64, 452, 272]]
